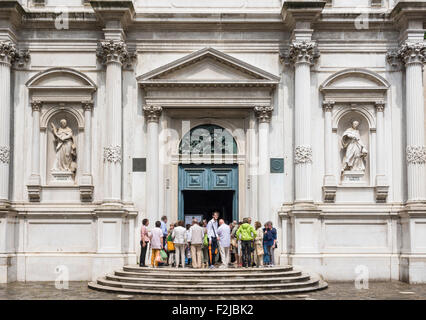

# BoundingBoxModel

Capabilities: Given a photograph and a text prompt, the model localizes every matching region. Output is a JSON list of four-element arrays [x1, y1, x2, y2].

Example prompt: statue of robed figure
[[50, 119, 77, 175], [341, 120, 368, 173]]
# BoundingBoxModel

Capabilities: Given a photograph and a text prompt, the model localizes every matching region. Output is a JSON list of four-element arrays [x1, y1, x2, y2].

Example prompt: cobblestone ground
[[1, 281, 426, 300]]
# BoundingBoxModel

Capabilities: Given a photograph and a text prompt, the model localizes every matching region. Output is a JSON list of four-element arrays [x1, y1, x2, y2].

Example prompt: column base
[[400, 255, 426, 284]]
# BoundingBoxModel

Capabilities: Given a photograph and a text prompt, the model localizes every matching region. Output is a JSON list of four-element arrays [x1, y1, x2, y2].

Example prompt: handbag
[[256, 243, 264, 256], [160, 249, 168, 261]]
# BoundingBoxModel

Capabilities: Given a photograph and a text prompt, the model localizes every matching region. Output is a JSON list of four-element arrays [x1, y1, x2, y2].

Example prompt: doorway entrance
[[178, 164, 238, 224]]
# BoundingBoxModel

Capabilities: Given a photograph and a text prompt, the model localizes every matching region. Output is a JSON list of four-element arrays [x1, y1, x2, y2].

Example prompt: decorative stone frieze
[[97, 40, 135, 66], [254, 106, 273, 123], [406, 145, 426, 164], [294, 145, 313, 164], [143, 105, 163, 122], [103, 145, 122, 163], [0, 146, 10, 164], [284, 41, 320, 65]]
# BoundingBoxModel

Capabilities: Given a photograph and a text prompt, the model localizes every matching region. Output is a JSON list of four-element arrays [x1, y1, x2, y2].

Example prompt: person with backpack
[[166, 223, 175, 267], [236, 218, 257, 268]]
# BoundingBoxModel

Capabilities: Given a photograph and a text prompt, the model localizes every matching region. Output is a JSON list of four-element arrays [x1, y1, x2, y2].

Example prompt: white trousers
[[175, 243, 186, 268], [219, 246, 230, 267]]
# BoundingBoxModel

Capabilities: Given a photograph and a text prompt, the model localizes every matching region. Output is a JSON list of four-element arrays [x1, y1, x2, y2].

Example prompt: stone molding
[[97, 40, 135, 66], [406, 145, 426, 164], [0, 146, 10, 164], [294, 145, 313, 164], [282, 40, 320, 65], [254, 106, 273, 123], [103, 145, 122, 163], [143, 105, 163, 123]]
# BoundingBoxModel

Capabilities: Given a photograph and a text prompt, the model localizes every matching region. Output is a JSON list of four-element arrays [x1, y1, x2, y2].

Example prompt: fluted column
[[143, 105, 162, 222], [288, 41, 319, 203], [374, 101, 389, 202], [255, 106, 272, 223], [97, 40, 131, 204], [398, 43, 426, 202], [0, 41, 17, 204]]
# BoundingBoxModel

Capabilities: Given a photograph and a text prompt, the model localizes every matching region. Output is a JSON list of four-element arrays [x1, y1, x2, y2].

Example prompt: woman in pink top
[[140, 219, 150, 267]]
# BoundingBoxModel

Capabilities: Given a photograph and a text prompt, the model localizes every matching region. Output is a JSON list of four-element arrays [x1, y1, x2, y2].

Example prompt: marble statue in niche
[[50, 119, 77, 181], [341, 120, 368, 180]]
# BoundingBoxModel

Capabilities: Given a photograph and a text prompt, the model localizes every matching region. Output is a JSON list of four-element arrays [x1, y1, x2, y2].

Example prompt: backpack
[[203, 233, 208, 247]]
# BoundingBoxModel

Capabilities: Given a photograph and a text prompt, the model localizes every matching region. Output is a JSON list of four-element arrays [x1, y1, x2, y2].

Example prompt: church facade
[[0, 0, 425, 284]]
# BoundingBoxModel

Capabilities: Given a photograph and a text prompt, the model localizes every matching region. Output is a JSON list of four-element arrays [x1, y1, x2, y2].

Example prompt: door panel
[[210, 168, 233, 190], [182, 168, 208, 190]]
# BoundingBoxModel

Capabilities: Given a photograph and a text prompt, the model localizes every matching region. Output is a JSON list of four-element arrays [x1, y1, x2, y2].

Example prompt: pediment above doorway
[[137, 47, 280, 88]]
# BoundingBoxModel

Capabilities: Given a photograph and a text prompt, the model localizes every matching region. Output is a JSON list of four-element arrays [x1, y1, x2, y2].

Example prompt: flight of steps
[[88, 265, 328, 295]]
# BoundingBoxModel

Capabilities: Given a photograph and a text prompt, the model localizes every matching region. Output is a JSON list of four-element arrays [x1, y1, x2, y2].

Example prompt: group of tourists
[[139, 211, 278, 269]]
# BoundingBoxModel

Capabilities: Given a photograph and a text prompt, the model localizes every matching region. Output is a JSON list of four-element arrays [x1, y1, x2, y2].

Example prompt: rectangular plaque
[[132, 158, 146, 172]]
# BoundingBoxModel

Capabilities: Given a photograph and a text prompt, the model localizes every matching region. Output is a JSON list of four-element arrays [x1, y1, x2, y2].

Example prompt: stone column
[[374, 101, 389, 202], [398, 43, 426, 203], [322, 100, 336, 202], [79, 101, 94, 201], [27, 100, 42, 201], [0, 41, 17, 205], [143, 105, 162, 222], [288, 41, 318, 204], [97, 40, 130, 204], [254, 106, 272, 223]]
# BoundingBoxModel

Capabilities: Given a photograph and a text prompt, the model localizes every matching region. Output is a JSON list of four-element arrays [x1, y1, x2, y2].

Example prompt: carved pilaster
[[254, 106, 273, 123], [322, 100, 335, 112], [406, 146, 426, 165], [31, 100, 42, 112], [375, 100, 385, 112], [294, 145, 313, 164], [0, 146, 10, 164], [103, 145, 122, 163], [97, 40, 135, 66], [143, 105, 163, 123], [82, 100, 94, 111]]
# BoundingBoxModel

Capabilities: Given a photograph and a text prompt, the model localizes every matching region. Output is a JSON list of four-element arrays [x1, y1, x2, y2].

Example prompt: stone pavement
[[1, 281, 426, 300]]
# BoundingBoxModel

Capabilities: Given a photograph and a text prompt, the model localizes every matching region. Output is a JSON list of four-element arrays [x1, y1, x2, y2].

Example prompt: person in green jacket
[[236, 218, 257, 267]]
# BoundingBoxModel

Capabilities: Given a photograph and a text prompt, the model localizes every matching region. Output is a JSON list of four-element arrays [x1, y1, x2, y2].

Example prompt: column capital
[[0, 41, 17, 66], [322, 100, 335, 112], [281, 40, 319, 65], [394, 42, 426, 67], [82, 100, 94, 111], [143, 105, 163, 122], [97, 39, 135, 66], [31, 100, 42, 112], [375, 101, 385, 112], [254, 106, 273, 123]]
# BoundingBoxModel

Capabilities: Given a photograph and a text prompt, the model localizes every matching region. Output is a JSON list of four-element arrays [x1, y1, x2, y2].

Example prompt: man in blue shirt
[[160, 215, 168, 249]]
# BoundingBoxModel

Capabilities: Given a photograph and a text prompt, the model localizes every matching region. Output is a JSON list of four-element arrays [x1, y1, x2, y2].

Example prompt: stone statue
[[50, 119, 77, 175], [341, 120, 368, 173]]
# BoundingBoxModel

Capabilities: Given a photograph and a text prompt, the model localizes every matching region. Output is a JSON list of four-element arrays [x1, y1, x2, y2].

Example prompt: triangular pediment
[[137, 47, 280, 87]]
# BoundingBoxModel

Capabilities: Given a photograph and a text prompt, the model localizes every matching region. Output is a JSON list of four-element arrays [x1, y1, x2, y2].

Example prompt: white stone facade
[[0, 0, 425, 284]]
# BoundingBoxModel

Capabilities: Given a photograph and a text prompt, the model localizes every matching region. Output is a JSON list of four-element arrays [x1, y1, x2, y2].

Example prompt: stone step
[[96, 277, 320, 292], [122, 265, 293, 274], [88, 280, 328, 295], [114, 269, 302, 279], [106, 273, 311, 285]]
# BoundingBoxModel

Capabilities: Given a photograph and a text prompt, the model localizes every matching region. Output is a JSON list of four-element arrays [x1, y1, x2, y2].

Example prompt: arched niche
[[320, 68, 389, 203], [26, 67, 96, 202]]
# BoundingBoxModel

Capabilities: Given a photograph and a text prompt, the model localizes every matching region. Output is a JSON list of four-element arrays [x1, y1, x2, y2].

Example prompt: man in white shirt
[[217, 219, 231, 268], [206, 211, 219, 269], [188, 218, 204, 269]]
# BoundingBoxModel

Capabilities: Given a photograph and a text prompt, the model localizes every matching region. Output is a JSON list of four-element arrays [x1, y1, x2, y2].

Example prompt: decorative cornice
[[406, 145, 426, 164], [375, 101, 385, 112], [281, 41, 319, 65], [82, 100, 94, 111], [103, 145, 122, 163], [322, 100, 335, 112], [31, 100, 42, 112], [143, 105, 163, 123], [254, 106, 273, 123], [0, 146, 10, 164], [294, 145, 313, 164], [97, 40, 135, 66]]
